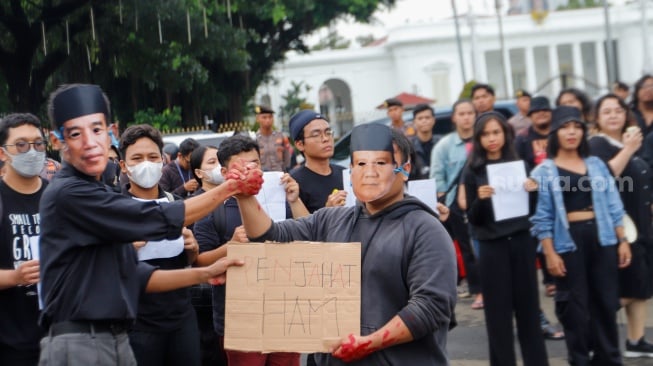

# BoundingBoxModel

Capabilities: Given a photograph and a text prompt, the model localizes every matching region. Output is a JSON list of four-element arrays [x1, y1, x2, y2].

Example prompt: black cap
[[289, 110, 328, 141], [52, 84, 109, 129], [527, 96, 552, 116], [515, 89, 531, 98], [383, 98, 403, 108], [254, 105, 275, 114], [350, 123, 393, 154], [550, 106, 584, 134]]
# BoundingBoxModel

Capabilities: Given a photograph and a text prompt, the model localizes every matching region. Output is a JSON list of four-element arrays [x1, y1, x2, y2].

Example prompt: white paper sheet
[[29, 237, 43, 309], [137, 237, 185, 261], [131, 196, 185, 260], [256, 171, 287, 222], [341, 168, 356, 207], [486, 161, 529, 221], [407, 178, 438, 210]]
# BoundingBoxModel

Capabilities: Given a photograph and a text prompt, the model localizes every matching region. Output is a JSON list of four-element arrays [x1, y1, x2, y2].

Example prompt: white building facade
[[256, 3, 653, 136]]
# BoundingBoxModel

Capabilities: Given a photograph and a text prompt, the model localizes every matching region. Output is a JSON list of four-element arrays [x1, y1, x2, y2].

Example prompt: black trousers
[[555, 220, 621, 366], [479, 230, 548, 366], [448, 206, 481, 294], [129, 310, 201, 366]]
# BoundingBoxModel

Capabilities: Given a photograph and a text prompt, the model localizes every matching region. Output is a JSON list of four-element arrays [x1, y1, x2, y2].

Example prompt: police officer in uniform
[[255, 105, 290, 171]]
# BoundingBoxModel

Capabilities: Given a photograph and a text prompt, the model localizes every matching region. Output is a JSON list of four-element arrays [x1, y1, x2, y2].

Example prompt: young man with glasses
[[288, 110, 347, 213], [0, 113, 49, 365]]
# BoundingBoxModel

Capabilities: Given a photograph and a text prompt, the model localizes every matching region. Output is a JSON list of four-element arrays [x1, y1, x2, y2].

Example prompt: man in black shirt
[[515, 96, 552, 172], [410, 104, 440, 179], [288, 110, 346, 213], [38, 84, 259, 365], [0, 113, 48, 366]]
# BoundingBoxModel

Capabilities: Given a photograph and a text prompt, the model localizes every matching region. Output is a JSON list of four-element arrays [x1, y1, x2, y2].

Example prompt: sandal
[[545, 284, 556, 297], [471, 299, 484, 310], [542, 324, 565, 340]]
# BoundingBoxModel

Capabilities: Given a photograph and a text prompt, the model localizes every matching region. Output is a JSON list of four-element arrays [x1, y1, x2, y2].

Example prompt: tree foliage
[[0, 0, 394, 127]]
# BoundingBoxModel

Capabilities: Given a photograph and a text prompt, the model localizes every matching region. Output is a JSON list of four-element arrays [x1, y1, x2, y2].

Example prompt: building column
[[572, 42, 585, 90], [524, 46, 537, 93], [503, 47, 514, 99], [548, 44, 561, 94], [595, 40, 608, 93]]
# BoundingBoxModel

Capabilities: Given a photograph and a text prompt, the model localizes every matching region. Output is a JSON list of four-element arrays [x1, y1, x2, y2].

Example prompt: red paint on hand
[[333, 333, 377, 362]]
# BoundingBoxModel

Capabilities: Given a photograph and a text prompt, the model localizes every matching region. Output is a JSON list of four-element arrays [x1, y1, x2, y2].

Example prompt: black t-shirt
[[0, 179, 47, 350], [123, 185, 192, 332], [514, 126, 549, 173], [290, 164, 345, 213], [461, 159, 531, 241], [589, 136, 653, 241]]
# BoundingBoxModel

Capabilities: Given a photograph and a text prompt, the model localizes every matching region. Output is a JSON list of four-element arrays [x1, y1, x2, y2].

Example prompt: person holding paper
[[0, 113, 48, 366], [288, 110, 346, 213], [193, 134, 308, 366], [459, 112, 547, 366], [530, 106, 631, 366], [234, 123, 457, 365], [38, 84, 256, 366], [117, 124, 203, 366], [589, 93, 653, 358], [430, 99, 482, 309]]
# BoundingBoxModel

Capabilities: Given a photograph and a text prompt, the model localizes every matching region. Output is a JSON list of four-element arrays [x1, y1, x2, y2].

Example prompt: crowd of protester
[[1, 77, 653, 366]]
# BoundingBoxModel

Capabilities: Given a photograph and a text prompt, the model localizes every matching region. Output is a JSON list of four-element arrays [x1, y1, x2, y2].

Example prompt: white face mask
[[4, 148, 46, 178], [203, 165, 224, 185], [127, 161, 163, 189]]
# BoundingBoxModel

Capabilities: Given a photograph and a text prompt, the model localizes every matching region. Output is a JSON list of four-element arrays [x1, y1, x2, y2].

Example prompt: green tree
[[0, 0, 394, 126]]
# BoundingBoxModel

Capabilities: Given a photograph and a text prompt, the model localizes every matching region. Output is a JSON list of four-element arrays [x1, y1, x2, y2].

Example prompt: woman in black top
[[460, 112, 548, 366], [589, 93, 653, 358]]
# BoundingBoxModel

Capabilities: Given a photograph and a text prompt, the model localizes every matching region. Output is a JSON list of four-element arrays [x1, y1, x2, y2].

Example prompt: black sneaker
[[624, 338, 653, 358]]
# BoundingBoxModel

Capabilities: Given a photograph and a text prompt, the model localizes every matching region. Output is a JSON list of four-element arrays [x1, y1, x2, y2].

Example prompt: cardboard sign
[[224, 242, 361, 353]]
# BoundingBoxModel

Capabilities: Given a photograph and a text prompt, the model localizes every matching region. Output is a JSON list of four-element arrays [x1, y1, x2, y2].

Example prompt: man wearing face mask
[[0, 113, 48, 365], [38, 84, 259, 366], [118, 124, 203, 366], [233, 124, 456, 365]]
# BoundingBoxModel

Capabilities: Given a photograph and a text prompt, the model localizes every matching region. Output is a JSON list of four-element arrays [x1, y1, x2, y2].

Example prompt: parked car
[[162, 130, 236, 148], [331, 100, 518, 166]]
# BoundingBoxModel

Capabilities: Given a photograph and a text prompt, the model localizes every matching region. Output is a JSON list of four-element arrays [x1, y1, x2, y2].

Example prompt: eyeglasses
[[2, 140, 47, 154], [305, 129, 334, 139]]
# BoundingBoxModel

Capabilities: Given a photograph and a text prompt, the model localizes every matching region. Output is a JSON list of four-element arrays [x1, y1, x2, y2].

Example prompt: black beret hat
[[254, 105, 275, 114], [289, 110, 328, 141], [383, 98, 403, 108], [550, 106, 585, 134], [350, 123, 393, 154], [527, 96, 552, 116]]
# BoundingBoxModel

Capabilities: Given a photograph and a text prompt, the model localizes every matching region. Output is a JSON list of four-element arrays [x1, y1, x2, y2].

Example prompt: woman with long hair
[[531, 106, 631, 365], [589, 94, 653, 358], [459, 112, 548, 366]]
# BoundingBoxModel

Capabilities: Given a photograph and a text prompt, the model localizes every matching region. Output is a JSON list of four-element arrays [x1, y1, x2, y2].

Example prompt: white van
[[162, 130, 245, 148]]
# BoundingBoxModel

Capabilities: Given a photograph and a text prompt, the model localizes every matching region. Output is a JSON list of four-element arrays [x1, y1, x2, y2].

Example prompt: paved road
[[449, 281, 653, 365], [299, 281, 653, 365]]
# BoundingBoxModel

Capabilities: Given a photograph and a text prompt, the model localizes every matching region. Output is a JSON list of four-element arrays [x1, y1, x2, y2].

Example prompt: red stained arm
[[332, 315, 413, 362]]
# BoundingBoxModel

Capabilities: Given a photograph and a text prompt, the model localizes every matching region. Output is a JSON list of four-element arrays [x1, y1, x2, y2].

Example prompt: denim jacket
[[429, 132, 468, 206], [530, 157, 624, 253]]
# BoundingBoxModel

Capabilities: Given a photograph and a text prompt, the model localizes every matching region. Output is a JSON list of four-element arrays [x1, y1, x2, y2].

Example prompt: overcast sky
[[303, 0, 628, 48]]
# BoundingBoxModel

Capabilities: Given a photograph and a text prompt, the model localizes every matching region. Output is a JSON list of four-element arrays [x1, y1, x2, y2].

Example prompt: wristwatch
[[618, 236, 629, 244]]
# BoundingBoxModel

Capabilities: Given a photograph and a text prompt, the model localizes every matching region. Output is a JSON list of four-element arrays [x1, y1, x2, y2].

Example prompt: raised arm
[[182, 163, 262, 226]]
